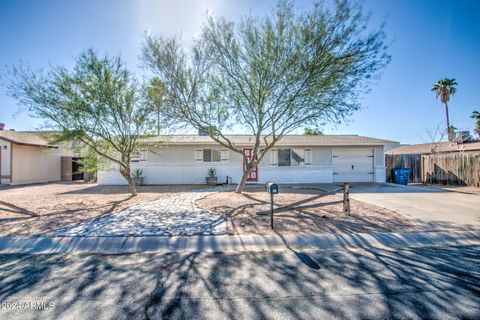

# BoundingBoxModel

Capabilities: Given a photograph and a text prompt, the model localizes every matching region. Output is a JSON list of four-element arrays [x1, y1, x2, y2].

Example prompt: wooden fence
[[385, 154, 422, 183], [386, 151, 480, 187], [422, 151, 480, 187]]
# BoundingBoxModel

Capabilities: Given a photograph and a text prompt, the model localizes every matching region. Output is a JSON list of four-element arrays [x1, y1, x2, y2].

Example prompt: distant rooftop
[[386, 141, 480, 155]]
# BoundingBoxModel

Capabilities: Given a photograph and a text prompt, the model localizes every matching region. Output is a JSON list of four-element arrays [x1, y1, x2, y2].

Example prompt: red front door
[[243, 148, 258, 182]]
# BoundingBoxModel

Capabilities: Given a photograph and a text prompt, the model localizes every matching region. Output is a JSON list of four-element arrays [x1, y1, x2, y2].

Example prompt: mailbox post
[[265, 182, 279, 229]]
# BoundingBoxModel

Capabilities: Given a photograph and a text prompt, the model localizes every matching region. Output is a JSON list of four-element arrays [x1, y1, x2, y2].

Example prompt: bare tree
[[421, 123, 449, 155], [142, 1, 390, 192]]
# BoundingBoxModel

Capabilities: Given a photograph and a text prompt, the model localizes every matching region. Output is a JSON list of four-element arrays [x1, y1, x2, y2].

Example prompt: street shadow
[[276, 231, 321, 270], [0, 239, 478, 319]]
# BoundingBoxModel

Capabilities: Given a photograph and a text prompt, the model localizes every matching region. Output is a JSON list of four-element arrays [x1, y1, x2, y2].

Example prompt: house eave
[[0, 137, 58, 148], [141, 141, 395, 147]]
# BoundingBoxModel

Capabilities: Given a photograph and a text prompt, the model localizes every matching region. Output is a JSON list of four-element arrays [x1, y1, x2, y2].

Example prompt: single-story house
[[0, 130, 62, 185], [0, 129, 87, 185], [98, 134, 398, 185]]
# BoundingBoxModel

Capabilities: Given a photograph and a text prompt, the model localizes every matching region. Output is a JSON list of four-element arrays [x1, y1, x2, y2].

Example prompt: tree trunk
[[235, 167, 252, 193], [157, 107, 161, 135], [445, 102, 452, 141], [125, 174, 138, 196], [120, 166, 137, 196]]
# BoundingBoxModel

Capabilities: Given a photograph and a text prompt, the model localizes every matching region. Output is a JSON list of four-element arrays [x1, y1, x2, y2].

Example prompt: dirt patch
[[0, 182, 204, 236], [196, 187, 413, 235]]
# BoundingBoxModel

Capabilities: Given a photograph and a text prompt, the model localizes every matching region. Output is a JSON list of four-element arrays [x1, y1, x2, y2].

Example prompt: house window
[[278, 148, 304, 167], [278, 149, 291, 166], [131, 148, 148, 162], [203, 149, 221, 162], [291, 148, 304, 166]]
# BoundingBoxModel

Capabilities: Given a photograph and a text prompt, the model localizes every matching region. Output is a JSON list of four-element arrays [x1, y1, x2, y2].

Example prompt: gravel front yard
[[196, 186, 414, 235], [0, 182, 204, 236], [0, 182, 414, 237], [53, 187, 230, 236]]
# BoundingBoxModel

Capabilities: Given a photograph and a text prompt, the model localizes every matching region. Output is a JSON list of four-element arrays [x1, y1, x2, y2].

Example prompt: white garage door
[[332, 148, 374, 183]]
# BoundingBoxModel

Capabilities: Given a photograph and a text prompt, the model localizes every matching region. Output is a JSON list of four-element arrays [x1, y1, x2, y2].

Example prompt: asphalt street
[[0, 244, 479, 319]]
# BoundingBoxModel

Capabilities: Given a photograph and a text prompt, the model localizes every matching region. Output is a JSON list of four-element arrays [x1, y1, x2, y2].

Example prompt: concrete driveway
[[349, 183, 480, 231]]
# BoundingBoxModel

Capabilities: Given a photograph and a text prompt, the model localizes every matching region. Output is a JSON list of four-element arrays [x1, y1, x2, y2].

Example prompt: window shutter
[[195, 149, 203, 162], [305, 148, 312, 166], [221, 149, 229, 162], [269, 149, 278, 167], [140, 148, 148, 161]]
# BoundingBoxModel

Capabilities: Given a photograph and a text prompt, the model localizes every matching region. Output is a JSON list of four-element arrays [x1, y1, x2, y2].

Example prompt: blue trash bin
[[393, 168, 410, 185]]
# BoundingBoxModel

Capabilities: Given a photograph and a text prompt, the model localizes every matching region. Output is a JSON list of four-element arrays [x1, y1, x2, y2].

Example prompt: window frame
[[131, 148, 148, 163], [202, 148, 221, 163], [277, 148, 305, 167], [278, 148, 291, 167]]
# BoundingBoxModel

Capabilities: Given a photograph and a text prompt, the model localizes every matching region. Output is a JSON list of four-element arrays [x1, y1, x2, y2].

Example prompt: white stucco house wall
[[0, 130, 62, 185], [98, 134, 398, 185]]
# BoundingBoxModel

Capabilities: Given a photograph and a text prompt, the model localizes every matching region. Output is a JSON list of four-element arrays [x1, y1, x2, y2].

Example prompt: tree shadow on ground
[[0, 196, 134, 237], [200, 188, 413, 235], [0, 201, 38, 217], [0, 241, 479, 319]]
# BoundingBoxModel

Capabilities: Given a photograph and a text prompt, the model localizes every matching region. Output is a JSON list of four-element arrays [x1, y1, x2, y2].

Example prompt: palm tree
[[472, 110, 480, 138], [431, 78, 457, 141]]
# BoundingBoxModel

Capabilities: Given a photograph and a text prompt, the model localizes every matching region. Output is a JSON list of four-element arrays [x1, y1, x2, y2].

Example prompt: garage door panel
[[333, 148, 372, 156], [332, 148, 374, 183]]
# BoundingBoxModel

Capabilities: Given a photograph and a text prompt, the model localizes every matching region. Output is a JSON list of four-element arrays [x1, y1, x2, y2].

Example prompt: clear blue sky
[[1, 0, 479, 144]]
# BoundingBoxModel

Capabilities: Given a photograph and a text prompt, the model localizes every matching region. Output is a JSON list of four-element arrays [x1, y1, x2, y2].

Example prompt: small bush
[[207, 167, 216, 178], [132, 168, 143, 179]]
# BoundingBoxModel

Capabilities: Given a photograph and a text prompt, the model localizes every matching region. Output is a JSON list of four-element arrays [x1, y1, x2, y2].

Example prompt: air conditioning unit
[[455, 131, 471, 143]]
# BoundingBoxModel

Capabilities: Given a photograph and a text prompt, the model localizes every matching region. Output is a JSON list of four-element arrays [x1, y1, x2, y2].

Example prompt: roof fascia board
[[0, 136, 58, 148]]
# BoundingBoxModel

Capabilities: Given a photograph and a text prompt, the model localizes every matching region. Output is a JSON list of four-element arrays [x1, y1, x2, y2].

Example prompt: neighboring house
[[98, 134, 398, 185], [0, 129, 85, 185], [0, 130, 62, 185]]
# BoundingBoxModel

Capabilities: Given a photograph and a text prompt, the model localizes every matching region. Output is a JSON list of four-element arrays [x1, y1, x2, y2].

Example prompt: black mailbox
[[265, 181, 279, 194]]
